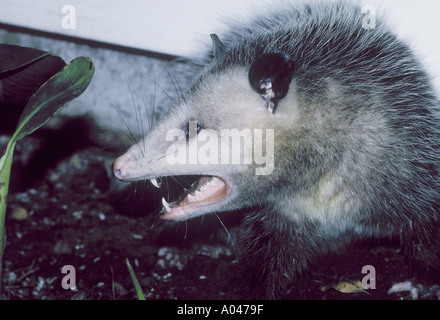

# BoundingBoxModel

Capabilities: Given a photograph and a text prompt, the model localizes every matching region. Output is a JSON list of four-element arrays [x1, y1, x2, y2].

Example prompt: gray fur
[[114, 1, 440, 298]]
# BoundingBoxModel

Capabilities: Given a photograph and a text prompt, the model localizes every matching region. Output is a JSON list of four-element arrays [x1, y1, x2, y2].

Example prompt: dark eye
[[248, 52, 295, 113], [185, 120, 202, 139]]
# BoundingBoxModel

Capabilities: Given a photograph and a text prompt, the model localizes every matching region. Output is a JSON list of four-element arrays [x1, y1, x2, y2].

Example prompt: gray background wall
[[0, 28, 200, 142], [1, 0, 440, 143]]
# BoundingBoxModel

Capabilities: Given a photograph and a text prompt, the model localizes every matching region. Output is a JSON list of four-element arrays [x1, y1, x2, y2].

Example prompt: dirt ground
[[1, 117, 439, 301]]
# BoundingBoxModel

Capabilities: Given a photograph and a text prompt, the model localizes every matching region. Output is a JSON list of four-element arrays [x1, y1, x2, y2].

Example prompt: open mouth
[[152, 176, 229, 221]]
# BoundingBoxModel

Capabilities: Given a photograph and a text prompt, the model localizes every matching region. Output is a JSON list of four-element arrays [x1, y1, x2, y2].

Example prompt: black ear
[[248, 52, 295, 113], [210, 34, 226, 59]]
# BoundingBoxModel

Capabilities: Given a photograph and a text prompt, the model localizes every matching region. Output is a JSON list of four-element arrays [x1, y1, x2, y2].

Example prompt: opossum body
[[113, 2, 440, 298]]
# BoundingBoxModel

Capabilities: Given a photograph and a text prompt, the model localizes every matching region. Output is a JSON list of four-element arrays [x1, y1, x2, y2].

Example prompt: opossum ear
[[248, 52, 295, 113], [210, 34, 226, 59]]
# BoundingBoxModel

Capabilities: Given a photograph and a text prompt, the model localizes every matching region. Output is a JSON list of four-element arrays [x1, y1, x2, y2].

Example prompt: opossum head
[[113, 36, 303, 221]]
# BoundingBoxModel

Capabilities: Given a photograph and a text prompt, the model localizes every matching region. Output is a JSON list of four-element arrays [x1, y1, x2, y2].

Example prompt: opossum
[[113, 1, 440, 299]]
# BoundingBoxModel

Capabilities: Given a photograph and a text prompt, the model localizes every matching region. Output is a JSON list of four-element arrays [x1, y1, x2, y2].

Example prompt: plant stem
[[0, 140, 16, 298]]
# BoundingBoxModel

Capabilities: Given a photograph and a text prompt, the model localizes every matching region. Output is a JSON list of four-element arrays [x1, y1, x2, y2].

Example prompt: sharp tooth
[[150, 178, 160, 188], [187, 194, 195, 201], [162, 197, 171, 212]]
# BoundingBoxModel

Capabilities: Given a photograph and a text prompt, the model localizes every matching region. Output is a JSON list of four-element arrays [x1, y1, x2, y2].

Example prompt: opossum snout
[[112, 151, 162, 182]]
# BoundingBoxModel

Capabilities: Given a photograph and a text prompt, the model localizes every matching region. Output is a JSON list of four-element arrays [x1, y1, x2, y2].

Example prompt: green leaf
[[126, 258, 146, 300], [10, 57, 95, 143]]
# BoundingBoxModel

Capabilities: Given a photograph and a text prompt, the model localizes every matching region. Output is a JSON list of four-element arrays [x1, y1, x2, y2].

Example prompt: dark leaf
[[0, 45, 66, 103]]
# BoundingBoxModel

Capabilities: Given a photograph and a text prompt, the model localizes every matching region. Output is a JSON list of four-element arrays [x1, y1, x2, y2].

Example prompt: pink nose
[[112, 156, 126, 180]]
